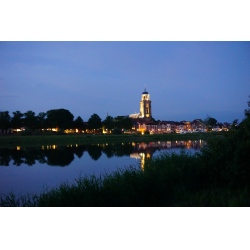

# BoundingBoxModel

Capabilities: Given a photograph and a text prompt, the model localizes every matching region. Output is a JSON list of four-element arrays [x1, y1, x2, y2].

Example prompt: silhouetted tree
[[204, 116, 217, 128], [11, 111, 23, 129], [114, 116, 124, 128], [0, 111, 11, 132], [88, 113, 102, 131], [37, 112, 47, 129], [122, 117, 133, 130], [23, 110, 37, 131], [102, 116, 114, 131], [46, 109, 74, 130], [74, 116, 85, 130]]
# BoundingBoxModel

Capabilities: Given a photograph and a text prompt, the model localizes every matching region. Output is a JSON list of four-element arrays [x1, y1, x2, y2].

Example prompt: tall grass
[[1, 150, 249, 207]]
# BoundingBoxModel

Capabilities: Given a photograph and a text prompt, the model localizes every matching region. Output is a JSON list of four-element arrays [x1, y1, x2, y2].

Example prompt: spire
[[144, 84, 146, 92]]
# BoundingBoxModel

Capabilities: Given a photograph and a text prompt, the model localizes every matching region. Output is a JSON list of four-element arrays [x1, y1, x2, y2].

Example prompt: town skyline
[[1, 42, 249, 123]]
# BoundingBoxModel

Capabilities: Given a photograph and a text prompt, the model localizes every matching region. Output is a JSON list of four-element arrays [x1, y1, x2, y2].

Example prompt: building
[[129, 87, 152, 121], [127, 88, 214, 134], [139, 87, 152, 120]]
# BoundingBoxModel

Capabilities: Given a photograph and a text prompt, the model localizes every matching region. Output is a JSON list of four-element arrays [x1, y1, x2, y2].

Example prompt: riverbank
[[1, 150, 249, 207], [0, 132, 224, 148]]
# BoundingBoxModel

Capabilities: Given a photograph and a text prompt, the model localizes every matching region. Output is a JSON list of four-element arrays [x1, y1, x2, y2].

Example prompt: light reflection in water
[[0, 140, 206, 196]]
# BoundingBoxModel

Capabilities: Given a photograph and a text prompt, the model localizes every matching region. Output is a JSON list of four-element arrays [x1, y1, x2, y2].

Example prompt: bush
[[20, 128, 33, 136], [144, 131, 150, 135], [112, 127, 122, 135], [199, 115, 250, 189]]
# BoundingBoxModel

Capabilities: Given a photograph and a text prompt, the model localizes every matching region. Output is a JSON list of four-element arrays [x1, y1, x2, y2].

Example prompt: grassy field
[[0, 132, 223, 148]]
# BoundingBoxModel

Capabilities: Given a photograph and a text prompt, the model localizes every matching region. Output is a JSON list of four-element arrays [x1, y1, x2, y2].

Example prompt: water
[[0, 140, 205, 196]]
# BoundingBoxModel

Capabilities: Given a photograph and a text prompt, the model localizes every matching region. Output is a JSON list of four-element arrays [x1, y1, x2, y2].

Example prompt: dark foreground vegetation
[[1, 101, 250, 207]]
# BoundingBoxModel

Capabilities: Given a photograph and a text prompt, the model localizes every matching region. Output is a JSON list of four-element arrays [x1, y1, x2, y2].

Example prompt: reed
[[1, 151, 249, 207]]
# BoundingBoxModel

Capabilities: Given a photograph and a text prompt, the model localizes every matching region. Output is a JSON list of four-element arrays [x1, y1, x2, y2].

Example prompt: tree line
[[0, 109, 133, 133]]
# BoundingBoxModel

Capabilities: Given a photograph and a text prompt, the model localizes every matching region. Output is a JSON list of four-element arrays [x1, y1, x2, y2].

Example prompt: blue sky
[[0, 41, 249, 123]]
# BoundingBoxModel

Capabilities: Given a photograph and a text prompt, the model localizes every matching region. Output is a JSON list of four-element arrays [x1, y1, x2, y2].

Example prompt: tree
[[0, 111, 11, 132], [102, 116, 114, 131], [46, 109, 74, 129], [245, 95, 250, 117], [217, 122, 223, 129], [204, 116, 217, 128], [23, 110, 37, 131], [74, 116, 85, 130], [113, 116, 124, 129], [113, 116, 133, 131], [230, 119, 238, 132], [88, 113, 102, 131], [37, 112, 47, 129], [11, 111, 23, 129], [122, 117, 133, 130]]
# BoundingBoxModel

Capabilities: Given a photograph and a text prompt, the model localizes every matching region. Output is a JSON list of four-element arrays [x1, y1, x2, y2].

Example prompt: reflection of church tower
[[139, 152, 153, 171], [140, 86, 152, 120]]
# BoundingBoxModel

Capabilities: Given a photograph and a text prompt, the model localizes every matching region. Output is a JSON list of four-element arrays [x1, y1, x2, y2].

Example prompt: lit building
[[129, 87, 152, 121], [139, 87, 152, 120]]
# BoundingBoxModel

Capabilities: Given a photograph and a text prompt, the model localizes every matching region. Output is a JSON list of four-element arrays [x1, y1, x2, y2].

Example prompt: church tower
[[140, 86, 152, 120]]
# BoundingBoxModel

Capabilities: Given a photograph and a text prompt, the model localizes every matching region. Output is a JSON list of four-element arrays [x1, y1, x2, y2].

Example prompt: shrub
[[144, 131, 150, 135]]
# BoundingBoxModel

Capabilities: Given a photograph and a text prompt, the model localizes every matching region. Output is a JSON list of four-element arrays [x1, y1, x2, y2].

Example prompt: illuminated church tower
[[140, 86, 152, 120]]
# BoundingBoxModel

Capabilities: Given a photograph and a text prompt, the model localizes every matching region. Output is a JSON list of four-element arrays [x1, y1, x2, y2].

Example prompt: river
[[0, 140, 205, 196]]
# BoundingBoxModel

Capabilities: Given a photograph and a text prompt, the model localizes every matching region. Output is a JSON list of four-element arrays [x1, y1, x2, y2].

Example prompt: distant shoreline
[[0, 132, 225, 148]]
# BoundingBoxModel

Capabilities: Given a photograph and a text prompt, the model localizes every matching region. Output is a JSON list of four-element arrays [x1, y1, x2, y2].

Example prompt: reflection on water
[[130, 140, 205, 170], [0, 140, 205, 168], [0, 140, 205, 196]]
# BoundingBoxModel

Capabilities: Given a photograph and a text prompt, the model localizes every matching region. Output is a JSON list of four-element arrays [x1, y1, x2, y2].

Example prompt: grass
[[1, 149, 249, 207], [0, 132, 222, 148]]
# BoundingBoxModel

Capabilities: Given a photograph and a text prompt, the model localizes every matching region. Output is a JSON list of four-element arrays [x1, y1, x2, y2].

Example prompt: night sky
[[0, 41, 249, 123]]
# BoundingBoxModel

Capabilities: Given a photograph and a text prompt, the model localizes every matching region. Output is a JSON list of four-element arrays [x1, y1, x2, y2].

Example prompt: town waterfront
[[0, 140, 204, 197]]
